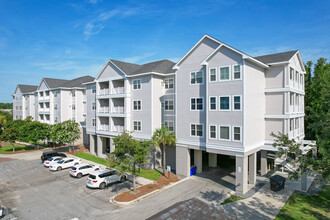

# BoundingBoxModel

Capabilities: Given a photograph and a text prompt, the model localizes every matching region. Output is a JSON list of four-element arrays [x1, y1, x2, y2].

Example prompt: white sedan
[[43, 156, 63, 167], [70, 163, 100, 178], [49, 158, 81, 171]]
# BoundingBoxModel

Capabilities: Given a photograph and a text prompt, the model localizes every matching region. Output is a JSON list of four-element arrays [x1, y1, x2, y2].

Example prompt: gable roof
[[17, 84, 38, 93], [60, 76, 95, 88], [254, 50, 298, 64], [43, 78, 69, 89]]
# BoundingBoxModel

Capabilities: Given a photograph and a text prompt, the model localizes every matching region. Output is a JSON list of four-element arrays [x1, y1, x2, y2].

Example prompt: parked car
[[86, 169, 126, 189], [70, 163, 100, 178], [49, 158, 81, 171], [41, 151, 66, 162], [0, 203, 2, 218], [43, 156, 64, 167]]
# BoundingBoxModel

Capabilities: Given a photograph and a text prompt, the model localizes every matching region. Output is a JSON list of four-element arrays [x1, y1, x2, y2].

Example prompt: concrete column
[[248, 153, 257, 185], [89, 134, 95, 155], [110, 138, 115, 153], [194, 150, 203, 173], [208, 153, 217, 168], [176, 146, 191, 177], [301, 173, 307, 191], [260, 150, 268, 176], [236, 155, 248, 194], [97, 136, 103, 156]]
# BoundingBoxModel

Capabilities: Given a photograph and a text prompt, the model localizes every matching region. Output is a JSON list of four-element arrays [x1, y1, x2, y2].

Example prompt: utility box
[[190, 166, 197, 176], [270, 175, 286, 192]]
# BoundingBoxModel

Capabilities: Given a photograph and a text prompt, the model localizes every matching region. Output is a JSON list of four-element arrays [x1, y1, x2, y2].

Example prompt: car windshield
[[57, 160, 64, 164], [71, 167, 77, 170], [89, 174, 96, 179]]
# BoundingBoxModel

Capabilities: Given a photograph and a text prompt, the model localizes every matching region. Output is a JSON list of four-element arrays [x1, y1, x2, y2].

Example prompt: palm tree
[[152, 126, 176, 176]]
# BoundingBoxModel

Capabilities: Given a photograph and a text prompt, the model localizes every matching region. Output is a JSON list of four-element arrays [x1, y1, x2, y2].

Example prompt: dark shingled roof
[[43, 78, 69, 89], [43, 76, 95, 89], [17, 85, 38, 93], [254, 50, 298, 64], [110, 59, 175, 75]]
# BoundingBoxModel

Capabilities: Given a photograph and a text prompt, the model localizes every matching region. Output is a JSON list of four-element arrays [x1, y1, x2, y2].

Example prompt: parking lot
[[0, 156, 131, 219]]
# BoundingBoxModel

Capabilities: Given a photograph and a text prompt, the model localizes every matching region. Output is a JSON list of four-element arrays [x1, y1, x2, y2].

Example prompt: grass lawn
[[74, 152, 161, 181], [276, 185, 330, 220], [0, 145, 34, 154], [221, 195, 245, 204]]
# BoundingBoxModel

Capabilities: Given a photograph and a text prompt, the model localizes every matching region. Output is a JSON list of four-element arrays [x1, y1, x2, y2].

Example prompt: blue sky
[[0, 0, 329, 102]]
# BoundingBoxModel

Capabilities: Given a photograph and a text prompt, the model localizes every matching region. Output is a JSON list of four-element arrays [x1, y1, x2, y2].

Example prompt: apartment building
[[85, 59, 175, 166], [13, 85, 38, 120]]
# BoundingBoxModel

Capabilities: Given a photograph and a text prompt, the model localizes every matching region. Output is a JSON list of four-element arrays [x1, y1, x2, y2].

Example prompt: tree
[[49, 124, 60, 147], [152, 126, 176, 176], [56, 120, 81, 152], [0, 127, 19, 152], [109, 132, 151, 192], [24, 121, 49, 149]]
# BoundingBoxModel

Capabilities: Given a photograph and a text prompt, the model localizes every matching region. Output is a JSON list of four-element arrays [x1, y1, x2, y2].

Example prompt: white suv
[[70, 163, 100, 178], [86, 169, 126, 189], [49, 158, 81, 171], [43, 156, 63, 168]]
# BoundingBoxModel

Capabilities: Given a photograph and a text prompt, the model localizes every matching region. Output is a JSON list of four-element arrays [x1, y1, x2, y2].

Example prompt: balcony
[[99, 88, 109, 95], [98, 107, 109, 113], [99, 124, 109, 131], [111, 106, 125, 114], [112, 126, 124, 133], [111, 87, 124, 94]]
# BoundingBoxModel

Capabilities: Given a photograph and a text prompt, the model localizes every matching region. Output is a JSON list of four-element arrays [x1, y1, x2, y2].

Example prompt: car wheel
[[77, 173, 83, 179], [74, 163, 79, 165], [57, 166, 62, 171], [120, 176, 126, 183], [95, 168, 100, 171], [99, 182, 106, 189]]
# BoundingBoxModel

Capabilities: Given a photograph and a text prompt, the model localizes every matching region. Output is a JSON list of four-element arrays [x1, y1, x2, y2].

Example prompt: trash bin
[[190, 166, 197, 176], [269, 175, 286, 192]]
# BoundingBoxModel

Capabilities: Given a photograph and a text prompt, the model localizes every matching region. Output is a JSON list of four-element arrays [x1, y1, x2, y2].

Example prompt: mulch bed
[[114, 172, 180, 203]]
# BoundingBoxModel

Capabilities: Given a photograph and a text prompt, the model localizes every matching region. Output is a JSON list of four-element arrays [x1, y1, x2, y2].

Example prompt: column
[[89, 134, 95, 155], [97, 136, 103, 156], [176, 146, 190, 177], [248, 153, 257, 185], [194, 150, 203, 173], [260, 150, 268, 176], [110, 138, 115, 153], [236, 155, 248, 194], [208, 153, 217, 168]]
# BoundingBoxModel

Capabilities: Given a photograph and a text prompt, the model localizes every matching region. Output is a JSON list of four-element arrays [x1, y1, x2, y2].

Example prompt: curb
[[109, 176, 191, 206]]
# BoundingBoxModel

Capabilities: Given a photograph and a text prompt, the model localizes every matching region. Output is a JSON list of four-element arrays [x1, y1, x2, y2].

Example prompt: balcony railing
[[111, 106, 125, 114], [111, 87, 124, 94], [98, 107, 109, 113], [112, 126, 124, 133], [99, 125, 109, 131], [99, 88, 109, 95]]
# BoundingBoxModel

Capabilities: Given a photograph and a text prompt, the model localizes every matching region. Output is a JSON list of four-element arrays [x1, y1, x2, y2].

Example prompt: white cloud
[[122, 53, 155, 63], [84, 22, 104, 40]]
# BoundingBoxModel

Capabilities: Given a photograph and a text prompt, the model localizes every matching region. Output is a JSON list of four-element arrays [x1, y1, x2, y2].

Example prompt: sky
[[0, 0, 329, 103]]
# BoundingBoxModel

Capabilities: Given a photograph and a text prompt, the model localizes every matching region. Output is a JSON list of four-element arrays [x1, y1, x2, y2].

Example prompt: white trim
[[219, 96, 231, 111], [132, 100, 142, 111], [190, 70, 204, 85], [208, 67, 217, 83], [232, 126, 242, 142], [219, 65, 231, 82], [232, 95, 242, 111], [190, 97, 204, 111], [232, 64, 242, 81], [201, 45, 223, 65], [209, 124, 217, 139], [151, 75, 153, 134], [267, 61, 290, 66], [126, 72, 176, 77], [133, 120, 142, 132], [190, 123, 204, 138], [209, 96, 217, 111], [219, 125, 231, 141], [132, 78, 142, 90], [264, 113, 305, 119], [264, 87, 305, 95]]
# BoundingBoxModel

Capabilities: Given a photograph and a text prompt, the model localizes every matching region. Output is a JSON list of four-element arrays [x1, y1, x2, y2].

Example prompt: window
[[210, 97, 216, 110], [233, 65, 241, 80], [190, 71, 203, 84], [54, 117, 58, 123], [220, 126, 230, 140], [54, 104, 57, 110], [209, 68, 216, 82], [92, 118, 96, 127], [92, 102, 96, 110], [133, 121, 141, 131], [133, 100, 141, 110], [191, 98, 203, 110], [295, 118, 299, 129], [220, 97, 230, 110], [210, 125, 216, 139], [233, 96, 241, 110], [165, 121, 174, 131], [164, 78, 174, 89], [54, 90, 59, 97], [72, 104, 75, 110], [290, 68, 294, 80], [233, 127, 241, 141], [296, 71, 299, 82], [220, 66, 230, 81], [290, 119, 294, 131], [92, 85, 96, 93], [165, 100, 174, 110], [71, 91, 76, 97], [133, 79, 141, 90], [191, 124, 203, 137], [72, 117, 75, 122]]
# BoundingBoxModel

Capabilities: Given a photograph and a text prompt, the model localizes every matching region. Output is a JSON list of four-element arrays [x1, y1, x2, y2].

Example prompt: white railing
[[44, 108, 50, 112], [99, 125, 109, 131], [111, 87, 124, 94], [99, 107, 109, 113], [99, 88, 109, 95], [112, 106, 125, 113]]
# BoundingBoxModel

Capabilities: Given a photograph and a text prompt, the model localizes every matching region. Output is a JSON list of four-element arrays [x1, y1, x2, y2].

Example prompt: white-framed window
[[233, 126, 241, 141], [92, 118, 96, 127], [219, 96, 230, 111], [209, 97, 217, 110], [220, 125, 230, 141], [233, 65, 241, 80], [133, 121, 142, 131], [164, 78, 174, 89], [191, 124, 203, 137], [191, 98, 203, 110], [290, 67, 294, 80], [209, 125, 217, 139], [219, 66, 230, 81], [190, 71, 203, 84], [295, 71, 299, 82], [92, 102, 96, 110], [54, 104, 57, 110], [165, 100, 174, 110], [233, 95, 241, 111], [54, 117, 58, 123], [209, 68, 217, 82], [72, 104, 75, 110], [133, 79, 141, 90], [92, 85, 96, 93], [164, 121, 174, 131], [133, 100, 142, 111], [71, 91, 76, 97]]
